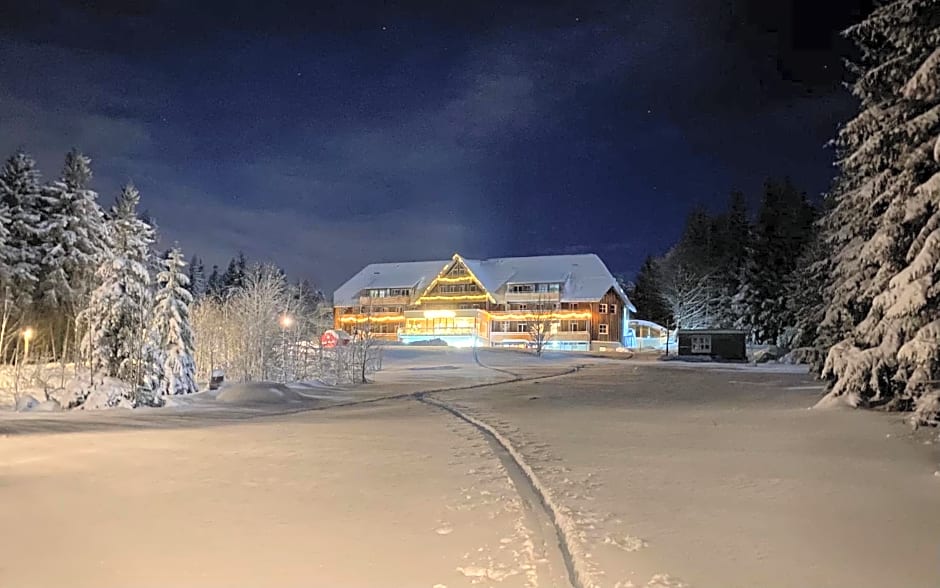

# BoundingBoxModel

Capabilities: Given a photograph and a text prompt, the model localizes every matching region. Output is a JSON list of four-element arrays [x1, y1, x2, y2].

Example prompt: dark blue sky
[[0, 0, 870, 289]]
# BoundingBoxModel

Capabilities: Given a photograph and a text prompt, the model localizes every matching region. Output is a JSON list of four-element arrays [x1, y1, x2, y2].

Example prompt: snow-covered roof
[[333, 253, 636, 311], [332, 260, 448, 307]]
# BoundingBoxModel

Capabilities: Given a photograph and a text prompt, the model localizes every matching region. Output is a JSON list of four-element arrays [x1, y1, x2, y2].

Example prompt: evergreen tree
[[713, 191, 752, 328], [289, 278, 323, 314], [80, 183, 156, 397], [0, 151, 43, 311], [34, 150, 109, 324], [187, 255, 206, 300], [668, 207, 723, 326], [782, 230, 828, 352], [151, 248, 196, 396], [744, 179, 816, 343], [221, 251, 247, 295], [630, 256, 671, 326], [820, 0, 940, 424], [0, 189, 11, 285], [206, 264, 223, 299]]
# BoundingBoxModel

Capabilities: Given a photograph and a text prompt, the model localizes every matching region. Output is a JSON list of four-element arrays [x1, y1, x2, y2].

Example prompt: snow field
[[3, 348, 938, 587], [0, 399, 549, 588], [437, 362, 940, 588]]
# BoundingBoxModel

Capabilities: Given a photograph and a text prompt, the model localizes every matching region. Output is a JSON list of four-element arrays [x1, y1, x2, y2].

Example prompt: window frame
[[690, 335, 712, 354]]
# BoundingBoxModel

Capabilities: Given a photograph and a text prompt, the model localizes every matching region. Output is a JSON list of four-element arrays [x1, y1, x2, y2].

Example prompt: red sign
[[321, 331, 338, 348]]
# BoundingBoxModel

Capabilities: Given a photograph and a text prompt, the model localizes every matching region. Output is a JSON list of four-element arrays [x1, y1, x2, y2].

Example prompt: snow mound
[[33, 399, 63, 412], [15, 395, 40, 412], [81, 383, 134, 410], [215, 383, 305, 404], [751, 346, 786, 364], [779, 347, 820, 365]]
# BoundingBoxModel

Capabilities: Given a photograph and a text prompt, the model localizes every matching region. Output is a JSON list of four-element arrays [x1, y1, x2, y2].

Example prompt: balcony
[[359, 295, 411, 307], [400, 327, 477, 337], [489, 331, 589, 343], [504, 291, 561, 303]]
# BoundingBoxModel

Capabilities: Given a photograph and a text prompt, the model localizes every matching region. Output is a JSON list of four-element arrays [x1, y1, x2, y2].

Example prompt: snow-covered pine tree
[[782, 230, 828, 354], [221, 251, 248, 296], [0, 185, 13, 359], [0, 190, 11, 283], [746, 179, 816, 344], [0, 151, 43, 313], [151, 248, 196, 397], [713, 191, 752, 328], [187, 255, 206, 300], [730, 255, 760, 339], [206, 264, 223, 299], [820, 0, 940, 425], [630, 256, 672, 326], [79, 183, 156, 399], [34, 150, 109, 346]]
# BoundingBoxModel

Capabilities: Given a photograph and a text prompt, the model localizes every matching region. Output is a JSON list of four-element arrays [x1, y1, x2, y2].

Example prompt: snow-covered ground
[[437, 362, 940, 588], [1, 349, 938, 587]]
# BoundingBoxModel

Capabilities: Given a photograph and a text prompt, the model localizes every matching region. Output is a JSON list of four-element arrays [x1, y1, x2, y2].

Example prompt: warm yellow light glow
[[435, 276, 474, 283], [22, 327, 34, 341], [340, 309, 591, 325], [339, 315, 405, 324], [423, 310, 456, 319], [279, 314, 294, 328], [418, 294, 489, 302], [415, 254, 496, 305], [490, 311, 592, 321]]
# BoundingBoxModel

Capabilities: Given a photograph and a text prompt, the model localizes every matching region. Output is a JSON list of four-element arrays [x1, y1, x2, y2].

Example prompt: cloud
[[147, 192, 470, 290]]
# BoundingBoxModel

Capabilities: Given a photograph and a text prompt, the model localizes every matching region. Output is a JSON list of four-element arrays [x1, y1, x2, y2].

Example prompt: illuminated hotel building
[[332, 253, 635, 351]]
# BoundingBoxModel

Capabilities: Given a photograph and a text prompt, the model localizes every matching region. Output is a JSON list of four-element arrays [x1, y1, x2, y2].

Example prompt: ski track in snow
[[453, 355, 686, 588], [430, 395, 679, 588], [423, 393, 607, 588]]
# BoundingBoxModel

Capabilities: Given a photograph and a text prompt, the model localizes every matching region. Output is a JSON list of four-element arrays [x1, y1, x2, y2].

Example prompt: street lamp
[[278, 314, 294, 383], [22, 327, 34, 365]]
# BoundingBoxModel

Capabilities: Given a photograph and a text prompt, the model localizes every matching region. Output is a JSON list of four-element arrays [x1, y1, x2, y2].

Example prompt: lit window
[[599, 324, 608, 335], [599, 303, 608, 313]]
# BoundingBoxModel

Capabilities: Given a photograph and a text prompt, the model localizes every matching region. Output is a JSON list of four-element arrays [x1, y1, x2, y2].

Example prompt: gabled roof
[[332, 253, 636, 312]]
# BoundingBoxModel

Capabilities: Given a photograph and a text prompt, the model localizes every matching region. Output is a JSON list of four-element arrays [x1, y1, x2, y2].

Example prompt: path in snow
[[420, 394, 576, 588]]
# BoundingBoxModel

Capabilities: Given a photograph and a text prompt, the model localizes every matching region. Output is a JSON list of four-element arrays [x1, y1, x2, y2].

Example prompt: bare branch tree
[[659, 262, 713, 330], [527, 294, 554, 357]]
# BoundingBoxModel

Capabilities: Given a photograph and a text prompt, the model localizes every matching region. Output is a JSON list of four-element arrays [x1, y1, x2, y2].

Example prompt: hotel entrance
[[400, 309, 489, 347]]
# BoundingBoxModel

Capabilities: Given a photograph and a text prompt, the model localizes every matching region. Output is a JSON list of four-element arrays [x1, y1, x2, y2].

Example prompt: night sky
[[0, 0, 872, 290]]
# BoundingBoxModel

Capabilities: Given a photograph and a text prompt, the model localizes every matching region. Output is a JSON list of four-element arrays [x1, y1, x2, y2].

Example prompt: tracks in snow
[[418, 394, 581, 588]]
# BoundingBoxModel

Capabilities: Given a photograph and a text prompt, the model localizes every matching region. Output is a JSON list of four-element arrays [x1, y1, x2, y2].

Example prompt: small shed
[[677, 329, 746, 361]]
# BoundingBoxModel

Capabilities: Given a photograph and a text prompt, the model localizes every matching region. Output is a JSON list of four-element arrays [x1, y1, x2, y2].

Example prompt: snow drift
[[214, 382, 305, 404]]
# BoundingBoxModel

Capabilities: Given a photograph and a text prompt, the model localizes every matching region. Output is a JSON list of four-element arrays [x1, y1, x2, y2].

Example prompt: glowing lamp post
[[22, 327, 34, 365], [278, 314, 294, 383]]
